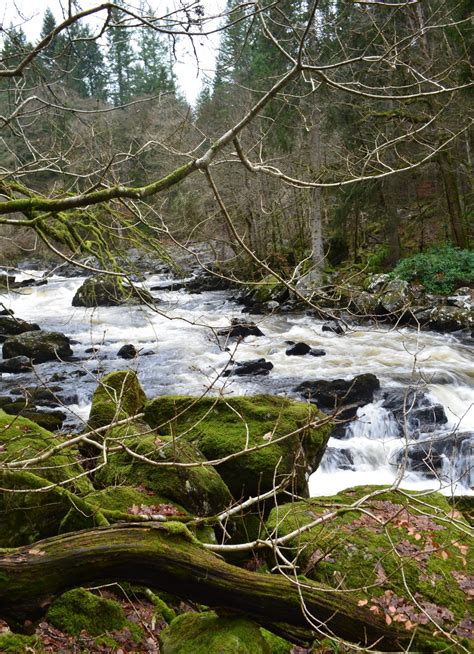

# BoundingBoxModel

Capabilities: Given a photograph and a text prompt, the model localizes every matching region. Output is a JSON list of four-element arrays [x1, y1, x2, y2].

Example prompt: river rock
[[295, 373, 380, 410], [0, 356, 32, 373], [394, 433, 472, 485], [286, 341, 311, 355], [117, 343, 138, 359], [0, 316, 40, 337], [72, 275, 154, 307], [218, 318, 264, 339], [322, 321, 344, 335], [376, 278, 411, 314], [428, 305, 473, 332], [380, 388, 448, 436], [222, 358, 273, 377], [2, 330, 73, 363]]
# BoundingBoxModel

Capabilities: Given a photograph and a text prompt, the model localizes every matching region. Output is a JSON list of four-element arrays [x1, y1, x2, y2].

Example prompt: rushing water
[[1, 270, 473, 497]]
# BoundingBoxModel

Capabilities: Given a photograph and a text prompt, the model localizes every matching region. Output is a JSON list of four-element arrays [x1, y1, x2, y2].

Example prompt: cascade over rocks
[[2, 330, 73, 363]]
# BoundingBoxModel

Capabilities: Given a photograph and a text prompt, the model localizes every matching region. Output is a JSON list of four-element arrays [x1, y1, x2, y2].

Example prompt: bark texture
[[0, 523, 436, 650]]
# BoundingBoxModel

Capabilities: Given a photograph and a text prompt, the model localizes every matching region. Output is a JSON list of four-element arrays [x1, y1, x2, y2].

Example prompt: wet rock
[[295, 373, 380, 410], [72, 275, 154, 307], [322, 322, 344, 335], [0, 356, 32, 373], [0, 274, 16, 289], [0, 316, 40, 337], [218, 318, 265, 339], [117, 343, 138, 359], [286, 342, 311, 356], [185, 274, 232, 293], [13, 278, 47, 289], [2, 330, 73, 363], [376, 278, 411, 314], [381, 388, 447, 436], [310, 348, 326, 357], [429, 305, 473, 332], [222, 358, 273, 377], [394, 432, 472, 484]]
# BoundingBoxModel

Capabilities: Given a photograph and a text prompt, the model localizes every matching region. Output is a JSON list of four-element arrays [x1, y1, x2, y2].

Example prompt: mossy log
[[0, 523, 436, 650]]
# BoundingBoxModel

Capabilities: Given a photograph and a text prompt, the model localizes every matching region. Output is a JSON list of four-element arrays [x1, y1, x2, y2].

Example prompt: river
[[2, 270, 473, 497]]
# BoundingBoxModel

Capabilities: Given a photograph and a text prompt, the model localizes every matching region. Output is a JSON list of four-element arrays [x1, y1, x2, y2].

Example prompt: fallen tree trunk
[[0, 523, 434, 650]]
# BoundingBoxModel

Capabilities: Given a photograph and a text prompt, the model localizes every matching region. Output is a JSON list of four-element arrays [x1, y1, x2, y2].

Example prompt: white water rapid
[[2, 270, 473, 497]]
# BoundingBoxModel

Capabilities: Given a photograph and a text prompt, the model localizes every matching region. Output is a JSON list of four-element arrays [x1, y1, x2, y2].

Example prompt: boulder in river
[[0, 356, 32, 373], [286, 341, 311, 356], [2, 330, 73, 363], [0, 316, 40, 338], [295, 373, 380, 411], [117, 343, 138, 359], [222, 358, 273, 377], [217, 318, 265, 339], [322, 322, 344, 335], [72, 275, 154, 307]]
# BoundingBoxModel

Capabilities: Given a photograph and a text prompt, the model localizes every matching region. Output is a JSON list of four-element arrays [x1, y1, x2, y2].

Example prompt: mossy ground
[[266, 485, 473, 644], [0, 632, 43, 653], [144, 395, 331, 499], [159, 611, 271, 653], [47, 587, 142, 642]]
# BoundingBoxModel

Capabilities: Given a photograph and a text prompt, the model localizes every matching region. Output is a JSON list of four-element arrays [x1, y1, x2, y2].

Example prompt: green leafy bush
[[391, 246, 474, 295]]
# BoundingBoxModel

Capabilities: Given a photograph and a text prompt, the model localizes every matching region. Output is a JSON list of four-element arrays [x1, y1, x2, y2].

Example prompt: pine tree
[[134, 24, 176, 96], [64, 23, 107, 100], [106, 4, 136, 106]]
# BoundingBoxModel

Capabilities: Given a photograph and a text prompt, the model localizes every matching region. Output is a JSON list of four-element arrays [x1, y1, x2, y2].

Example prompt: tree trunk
[[437, 150, 468, 248], [0, 523, 428, 650]]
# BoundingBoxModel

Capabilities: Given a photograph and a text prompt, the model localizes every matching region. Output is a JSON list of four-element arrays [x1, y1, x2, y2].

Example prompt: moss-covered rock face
[[86, 485, 189, 519], [0, 469, 108, 547], [47, 588, 129, 636], [266, 486, 473, 647], [94, 429, 232, 516], [0, 410, 92, 494], [144, 395, 331, 499], [88, 370, 147, 429], [160, 612, 271, 654], [72, 275, 154, 308]]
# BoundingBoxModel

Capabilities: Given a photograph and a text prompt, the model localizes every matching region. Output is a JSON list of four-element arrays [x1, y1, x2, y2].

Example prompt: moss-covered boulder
[[0, 469, 108, 547], [86, 485, 189, 520], [93, 422, 232, 516], [47, 588, 129, 636], [72, 275, 154, 307], [266, 486, 473, 648], [2, 330, 73, 363], [88, 370, 147, 429], [160, 612, 271, 654], [144, 395, 331, 499], [0, 410, 92, 494]]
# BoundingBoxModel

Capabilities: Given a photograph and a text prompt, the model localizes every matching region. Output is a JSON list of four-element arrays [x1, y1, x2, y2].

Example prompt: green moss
[[94, 430, 232, 516], [144, 395, 331, 499], [0, 469, 108, 547], [88, 370, 147, 429], [0, 632, 42, 653], [86, 485, 189, 519], [160, 611, 271, 654], [0, 410, 92, 495], [47, 588, 128, 636], [146, 590, 176, 623], [260, 628, 292, 653], [266, 485, 472, 647]]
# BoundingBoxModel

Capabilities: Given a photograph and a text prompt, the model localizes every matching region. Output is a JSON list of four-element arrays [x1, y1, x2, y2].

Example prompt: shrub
[[391, 246, 474, 295]]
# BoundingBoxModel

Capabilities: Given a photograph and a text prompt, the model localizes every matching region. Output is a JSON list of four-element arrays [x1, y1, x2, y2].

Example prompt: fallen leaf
[[357, 599, 368, 606], [385, 614, 392, 626]]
